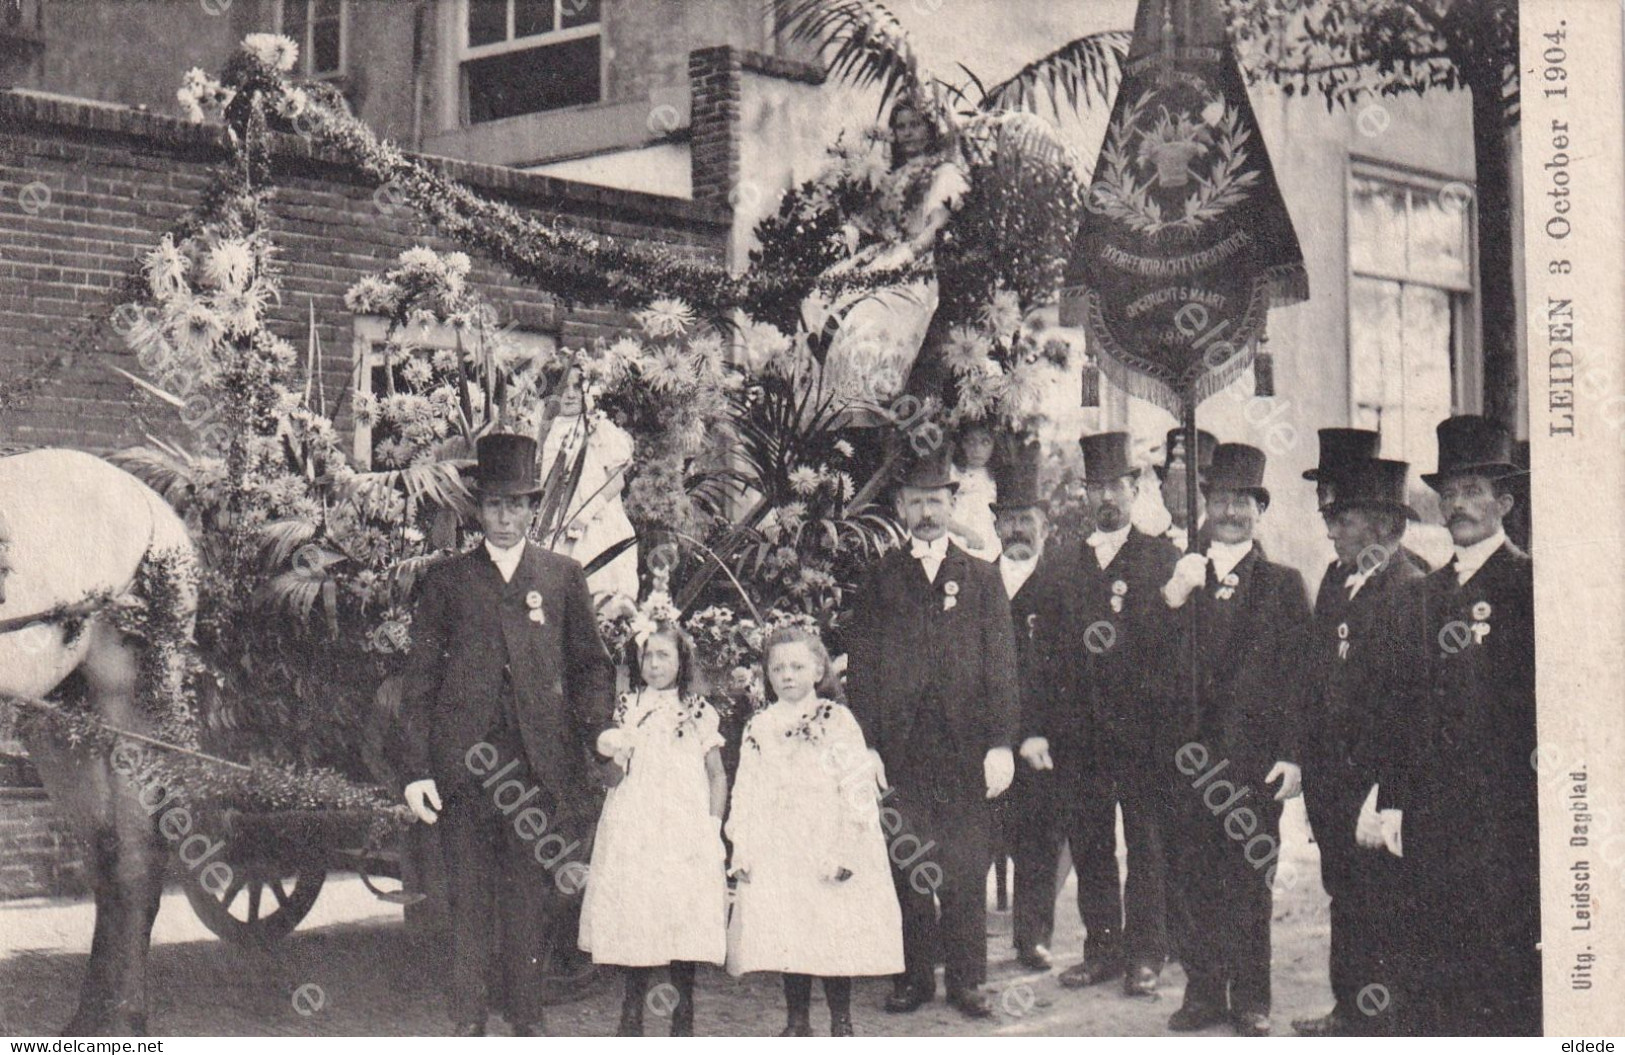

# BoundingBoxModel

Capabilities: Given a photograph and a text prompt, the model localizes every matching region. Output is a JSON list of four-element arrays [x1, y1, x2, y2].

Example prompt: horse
[[0, 448, 195, 1035]]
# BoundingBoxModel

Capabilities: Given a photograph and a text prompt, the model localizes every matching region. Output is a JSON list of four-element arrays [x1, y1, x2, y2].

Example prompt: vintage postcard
[[0, 0, 1620, 1041]]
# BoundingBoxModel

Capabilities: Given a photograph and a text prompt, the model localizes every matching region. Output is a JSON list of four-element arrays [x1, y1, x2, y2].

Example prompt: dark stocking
[[824, 976, 854, 1035], [618, 967, 652, 1036], [669, 961, 696, 1036], [781, 973, 813, 1036]]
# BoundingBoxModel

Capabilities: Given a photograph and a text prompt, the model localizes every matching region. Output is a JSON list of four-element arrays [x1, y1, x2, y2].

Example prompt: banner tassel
[[1253, 349, 1275, 397]]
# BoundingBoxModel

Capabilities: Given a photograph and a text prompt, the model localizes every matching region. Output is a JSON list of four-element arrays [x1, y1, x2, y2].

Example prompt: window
[[460, 0, 602, 123], [1347, 167, 1476, 472], [350, 317, 556, 469], [276, 0, 346, 79]]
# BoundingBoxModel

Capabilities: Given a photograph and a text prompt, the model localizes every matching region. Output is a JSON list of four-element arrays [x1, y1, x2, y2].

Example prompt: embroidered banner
[[1060, 0, 1308, 415]]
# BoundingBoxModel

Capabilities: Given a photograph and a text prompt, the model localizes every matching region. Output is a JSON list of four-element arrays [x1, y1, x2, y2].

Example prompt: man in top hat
[[987, 435, 1071, 973], [1304, 428, 1432, 575], [1154, 427, 1217, 550], [400, 433, 616, 1036], [1377, 415, 1538, 1035], [846, 444, 1020, 1019], [1158, 442, 1310, 1036], [1291, 457, 1425, 1036], [1030, 431, 1183, 996]]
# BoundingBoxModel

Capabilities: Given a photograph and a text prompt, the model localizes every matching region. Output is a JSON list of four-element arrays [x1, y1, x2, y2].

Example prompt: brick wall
[[0, 89, 730, 451], [0, 89, 729, 895], [0, 788, 86, 899]]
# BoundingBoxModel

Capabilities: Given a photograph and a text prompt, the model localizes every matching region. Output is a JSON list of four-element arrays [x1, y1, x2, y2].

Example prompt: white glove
[[1354, 784, 1384, 849], [1265, 760, 1302, 801], [1018, 736, 1053, 771], [1379, 809, 1403, 857], [1162, 552, 1210, 607], [868, 748, 890, 792], [404, 779, 442, 825], [984, 746, 1015, 799]]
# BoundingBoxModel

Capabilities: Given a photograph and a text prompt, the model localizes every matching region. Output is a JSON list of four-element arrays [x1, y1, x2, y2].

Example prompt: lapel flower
[[1222, 573, 1240, 587], [1111, 579, 1129, 596], [1110, 597, 1124, 613], [1471, 621, 1491, 643], [1214, 587, 1235, 601], [1336, 622, 1350, 640], [943, 579, 959, 611], [1471, 600, 1492, 621], [525, 591, 543, 609]]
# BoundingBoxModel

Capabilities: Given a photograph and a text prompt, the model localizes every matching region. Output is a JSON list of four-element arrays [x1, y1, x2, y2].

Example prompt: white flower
[[173, 299, 226, 357], [344, 275, 400, 316], [635, 297, 696, 339], [203, 240, 256, 292], [431, 348, 461, 373], [242, 33, 299, 73], [834, 439, 855, 458], [145, 235, 191, 301], [942, 325, 992, 376], [398, 246, 441, 272], [443, 252, 472, 279], [789, 466, 821, 496], [980, 289, 1023, 339]]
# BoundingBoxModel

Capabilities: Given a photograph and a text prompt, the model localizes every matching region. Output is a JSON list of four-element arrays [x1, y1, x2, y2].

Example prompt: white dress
[[540, 411, 639, 602], [804, 158, 970, 418], [725, 696, 905, 978], [952, 464, 1001, 562], [578, 688, 728, 967]]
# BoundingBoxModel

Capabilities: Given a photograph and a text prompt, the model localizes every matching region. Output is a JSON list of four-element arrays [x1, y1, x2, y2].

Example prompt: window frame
[[349, 315, 557, 470], [1344, 159, 1482, 430], [455, 0, 605, 123], [273, 0, 349, 80]]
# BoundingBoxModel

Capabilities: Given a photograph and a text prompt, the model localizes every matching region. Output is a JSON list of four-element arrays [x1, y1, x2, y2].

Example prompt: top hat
[[1421, 415, 1519, 489], [896, 444, 958, 492], [1303, 428, 1382, 482], [1078, 431, 1138, 485], [470, 433, 544, 496], [1153, 427, 1217, 481], [1201, 443, 1270, 508], [990, 436, 1046, 512], [1322, 458, 1417, 520]]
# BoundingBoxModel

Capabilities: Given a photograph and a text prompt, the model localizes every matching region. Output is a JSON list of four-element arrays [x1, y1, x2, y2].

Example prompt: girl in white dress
[[539, 365, 639, 604], [950, 421, 1001, 561], [726, 627, 904, 1036], [579, 624, 728, 1036]]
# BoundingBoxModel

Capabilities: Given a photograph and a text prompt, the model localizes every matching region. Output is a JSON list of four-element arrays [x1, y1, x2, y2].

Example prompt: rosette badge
[[526, 590, 545, 624], [943, 579, 960, 611]]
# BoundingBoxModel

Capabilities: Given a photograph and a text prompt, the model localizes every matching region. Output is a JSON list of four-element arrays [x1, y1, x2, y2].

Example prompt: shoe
[[507, 1021, 542, 1037], [946, 987, 994, 1019], [1232, 1011, 1272, 1037], [1291, 1010, 1352, 1036], [1058, 959, 1123, 988], [1167, 1002, 1228, 1032], [884, 981, 933, 1013], [451, 1021, 485, 1037], [1016, 945, 1053, 971], [779, 1018, 813, 1037], [1123, 965, 1160, 997], [830, 1014, 855, 1036]]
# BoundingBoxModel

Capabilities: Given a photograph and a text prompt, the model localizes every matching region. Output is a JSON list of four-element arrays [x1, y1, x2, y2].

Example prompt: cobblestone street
[[0, 803, 1335, 1037]]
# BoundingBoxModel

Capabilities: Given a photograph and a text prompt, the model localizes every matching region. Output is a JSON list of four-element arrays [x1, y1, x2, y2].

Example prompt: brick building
[[0, 1, 1521, 897]]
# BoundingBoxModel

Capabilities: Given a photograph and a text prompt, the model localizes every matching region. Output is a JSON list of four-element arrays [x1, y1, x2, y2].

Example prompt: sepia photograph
[[0, 0, 1618, 1040]]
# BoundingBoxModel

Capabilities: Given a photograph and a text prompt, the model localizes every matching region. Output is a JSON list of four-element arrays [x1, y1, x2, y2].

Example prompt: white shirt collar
[[1207, 538, 1255, 580], [999, 553, 1039, 598], [910, 534, 950, 561], [1085, 525, 1132, 570], [1453, 528, 1508, 585], [484, 538, 527, 582]]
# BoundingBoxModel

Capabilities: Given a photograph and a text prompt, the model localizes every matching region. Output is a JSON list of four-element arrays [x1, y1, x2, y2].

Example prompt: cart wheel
[[182, 862, 327, 946]]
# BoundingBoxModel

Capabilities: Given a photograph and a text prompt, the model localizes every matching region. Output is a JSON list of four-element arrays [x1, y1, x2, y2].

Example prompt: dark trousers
[[1008, 766, 1064, 955], [440, 722, 559, 1026], [1168, 763, 1280, 1016], [1304, 765, 1404, 1030], [1054, 762, 1123, 967], [1106, 745, 1174, 971], [887, 781, 992, 993]]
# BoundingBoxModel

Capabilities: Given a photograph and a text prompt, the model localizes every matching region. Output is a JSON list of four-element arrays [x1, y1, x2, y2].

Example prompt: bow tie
[[1085, 531, 1117, 549]]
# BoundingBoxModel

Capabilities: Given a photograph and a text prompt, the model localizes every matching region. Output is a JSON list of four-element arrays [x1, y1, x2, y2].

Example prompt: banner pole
[[1183, 399, 1201, 723]]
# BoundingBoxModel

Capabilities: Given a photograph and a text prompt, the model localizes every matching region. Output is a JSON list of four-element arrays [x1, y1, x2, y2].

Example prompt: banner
[[1061, 0, 1308, 415]]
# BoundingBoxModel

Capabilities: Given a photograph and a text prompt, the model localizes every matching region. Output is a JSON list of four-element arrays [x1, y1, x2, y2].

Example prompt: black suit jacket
[[1380, 541, 1537, 897], [1307, 554, 1425, 789], [1170, 542, 1311, 779], [847, 542, 1020, 798], [401, 543, 615, 828]]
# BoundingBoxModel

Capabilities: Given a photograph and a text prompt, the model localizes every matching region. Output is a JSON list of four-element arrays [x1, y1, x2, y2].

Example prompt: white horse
[[0, 448, 194, 1035]]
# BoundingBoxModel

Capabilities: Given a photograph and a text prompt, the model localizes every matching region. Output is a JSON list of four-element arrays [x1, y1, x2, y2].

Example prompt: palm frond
[[772, 0, 926, 112], [258, 518, 318, 569], [344, 458, 473, 517], [254, 547, 345, 621], [110, 441, 200, 506], [979, 30, 1129, 118]]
